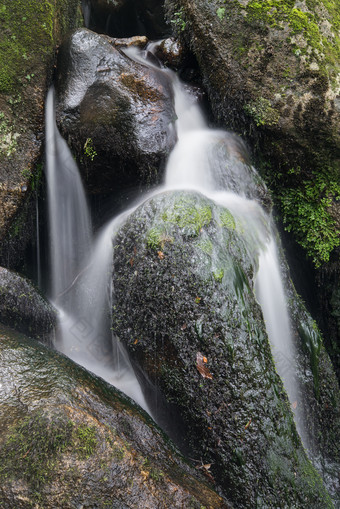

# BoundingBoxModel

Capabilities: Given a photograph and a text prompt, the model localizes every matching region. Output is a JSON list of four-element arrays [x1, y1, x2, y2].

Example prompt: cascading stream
[[46, 41, 308, 452], [125, 43, 308, 447]]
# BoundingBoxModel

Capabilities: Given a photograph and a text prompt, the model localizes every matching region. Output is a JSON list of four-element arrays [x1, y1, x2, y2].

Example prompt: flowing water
[[45, 88, 148, 411], [46, 42, 308, 450]]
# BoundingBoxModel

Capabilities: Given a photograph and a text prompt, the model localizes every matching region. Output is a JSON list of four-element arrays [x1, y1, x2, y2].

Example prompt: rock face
[[0, 0, 82, 268], [164, 0, 340, 382], [0, 267, 56, 338], [85, 0, 170, 39], [0, 324, 230, 509], [164, 0, 339, 178], [111, 190, 333, 507], [55, 28, 177, 194]]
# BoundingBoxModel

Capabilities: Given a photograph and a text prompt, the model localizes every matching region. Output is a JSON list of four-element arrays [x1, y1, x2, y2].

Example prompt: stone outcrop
[[55, 28, 177, 193], [0, 324, 230, 509], [0, 267, 56, 338], [111, 189, 334, 507], [0, 0, 82, 268]]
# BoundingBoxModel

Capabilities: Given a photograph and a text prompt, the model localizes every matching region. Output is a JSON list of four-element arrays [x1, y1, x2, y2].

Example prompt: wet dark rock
[[0, 267, 56, 339], [0, 0, 82, 268], [112, 190, 332, 507], [85, 0, 170, 39], [154, 37, 187, 71], [55, 28, 177, 194], [0, 324, 230, 508]]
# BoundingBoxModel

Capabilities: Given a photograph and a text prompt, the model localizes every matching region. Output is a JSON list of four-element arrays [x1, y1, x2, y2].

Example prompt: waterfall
[[125, 44, 309, 447], [45, 87, 149, 411], [45, 87, 92, 302], [46, 42, 308, 447]]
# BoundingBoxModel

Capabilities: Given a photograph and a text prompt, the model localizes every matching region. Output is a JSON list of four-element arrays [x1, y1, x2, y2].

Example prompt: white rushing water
[[45, 88, 149, 411], [126, 44, 307, 443], [45, 42, 307, 444]]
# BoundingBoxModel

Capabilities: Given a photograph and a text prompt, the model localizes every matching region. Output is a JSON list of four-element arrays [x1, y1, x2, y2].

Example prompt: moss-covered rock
[[0, 324, 230, 508], [0, 267, 56, 338], [0, 0, 82, 265], [164, 0, 339, 262], [164, 0, 340, 389], [112, 190, 333, 507]]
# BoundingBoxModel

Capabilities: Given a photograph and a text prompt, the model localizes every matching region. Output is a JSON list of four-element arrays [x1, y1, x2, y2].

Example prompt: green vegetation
[[162, 197, 212, 236], [0, 412, 74, 491], [220, 209, 236, 230], [75, 424, 97, 458], [147, 227, 163, 250], [171, 7, 187, 32], [279, 169, 340, 266], [0, 413, 99, 496], [216, 7, 226, 21], [213, 268, 224, 282], [244, 97, 280, 127], [0, 0, 80, 95], [240, 0, 340, 73], [84, 137, 97, 161]]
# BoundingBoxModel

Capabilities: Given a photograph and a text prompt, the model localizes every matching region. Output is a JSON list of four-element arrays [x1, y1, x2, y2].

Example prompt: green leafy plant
[[217, 7, 226, 21], [171, 8, 187, 32], [279, 170, 340, 267], [84, 137, 97, 161]]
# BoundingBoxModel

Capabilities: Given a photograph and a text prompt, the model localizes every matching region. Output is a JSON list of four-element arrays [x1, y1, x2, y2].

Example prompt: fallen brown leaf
[[196, 352, 213, 379]]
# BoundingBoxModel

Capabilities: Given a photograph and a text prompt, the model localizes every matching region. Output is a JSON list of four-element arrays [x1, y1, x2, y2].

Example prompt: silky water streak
[[45, 87, 148, 410]]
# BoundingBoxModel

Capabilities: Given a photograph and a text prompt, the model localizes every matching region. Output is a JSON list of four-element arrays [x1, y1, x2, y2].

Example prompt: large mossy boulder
[[55, 28, 177, 193], [0, 324, 230, 508], [111, 190, 333, 507], [164, 0, 340, 382], [0, 267, 56, 338], [0, 0, 82, 268]]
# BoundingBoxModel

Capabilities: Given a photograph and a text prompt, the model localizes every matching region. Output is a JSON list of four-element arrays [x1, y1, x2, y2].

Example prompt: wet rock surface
[[0, 324, 230, 509], [0, 0, 81, 265], [85, 0, 170, 39], [164, 0, 340, 388], [0, 267, 56, 338], [112, 190, 332, 507], [55, 28, 177, 194]]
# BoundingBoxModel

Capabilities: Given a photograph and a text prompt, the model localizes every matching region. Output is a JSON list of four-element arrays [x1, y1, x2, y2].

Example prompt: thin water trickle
[[35, 191, 41, 289]]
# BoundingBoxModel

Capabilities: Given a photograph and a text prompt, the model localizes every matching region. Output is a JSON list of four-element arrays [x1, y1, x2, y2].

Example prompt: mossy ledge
[[0, 0, 82, 267]]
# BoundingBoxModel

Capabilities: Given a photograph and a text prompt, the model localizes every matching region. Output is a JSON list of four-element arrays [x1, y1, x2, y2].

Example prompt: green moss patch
[[162, 196, 212, 236], [0, 412, 74, 491], [0, 0, 81, 95], [240, 0, 340, 72]]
